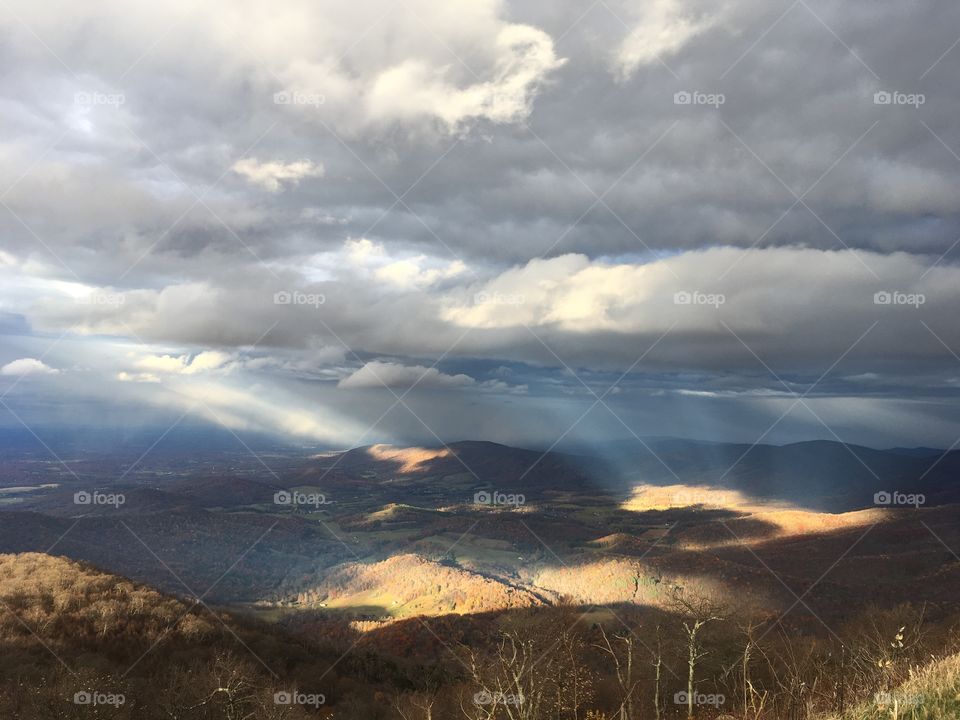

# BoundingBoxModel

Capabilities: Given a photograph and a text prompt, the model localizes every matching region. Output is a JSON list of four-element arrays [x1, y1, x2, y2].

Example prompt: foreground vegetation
[[3, 552, 960, 719]]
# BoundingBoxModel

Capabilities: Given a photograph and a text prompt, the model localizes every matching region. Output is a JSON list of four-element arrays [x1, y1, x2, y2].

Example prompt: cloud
[[338, 361, 475, 390], [2, 0, 958, 285], [133, 350, 232, 376], [0, 0, 563, 137], [363, 24, 566, 129], [232, 158, 324, 192], [2, 0, 960, 448], [615, 0, 717, 78], [117, 371, 161, 383], [135, 354, 190, 374], [0, 358, 59, 377], [23, 243, 960, 380], [337, 360, 528, 395], [327, 238, 467, 288], [478, 379, 528, 394], [375, 257, 467, 289], [181, 350, 232, 374]]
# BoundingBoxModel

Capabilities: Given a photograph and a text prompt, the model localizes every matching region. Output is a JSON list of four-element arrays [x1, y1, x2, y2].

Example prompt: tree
[[594, 625, 642, 720], [394, 690, 438, 720], [670, 589, 725, 720], [461, 627, 570, 720]]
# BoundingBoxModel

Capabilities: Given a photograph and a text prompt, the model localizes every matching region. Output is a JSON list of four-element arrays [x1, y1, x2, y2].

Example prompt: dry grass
[[819, 652, 960, 719]]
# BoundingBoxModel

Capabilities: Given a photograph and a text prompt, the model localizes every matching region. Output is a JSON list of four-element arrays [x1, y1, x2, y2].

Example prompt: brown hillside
[[291, 553, 545, 616]]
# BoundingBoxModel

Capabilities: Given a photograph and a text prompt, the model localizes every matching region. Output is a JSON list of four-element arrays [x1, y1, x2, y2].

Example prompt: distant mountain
[[592, 437, 959, 511], [303, 438, 959, 512], [298, 440, 612, 499], [0, 425, 307, 455], [887, 446, 947, 458]]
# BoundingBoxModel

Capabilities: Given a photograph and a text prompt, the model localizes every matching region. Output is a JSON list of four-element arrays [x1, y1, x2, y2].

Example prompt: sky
[[1, 0, 959, 450]]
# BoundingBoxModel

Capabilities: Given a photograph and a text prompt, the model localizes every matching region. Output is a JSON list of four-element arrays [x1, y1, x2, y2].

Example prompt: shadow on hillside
[[331, 439, 960, 514]]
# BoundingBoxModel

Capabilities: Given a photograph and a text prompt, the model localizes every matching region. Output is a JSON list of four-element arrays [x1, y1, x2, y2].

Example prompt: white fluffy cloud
[[338, 361, 475, 390], [182, 351, 232, 374], [615, 0, 717, 77], [231, 158, 324, 192], [441, 247, 951, 341], [131, 350, 232, 378], [1, 0, 564, 135], [337, 360, 527, 394], [20, 243, 960, 375], [362, 23, 566, 129], [0, 358, 59, 377], [329, 238, 467, 289]]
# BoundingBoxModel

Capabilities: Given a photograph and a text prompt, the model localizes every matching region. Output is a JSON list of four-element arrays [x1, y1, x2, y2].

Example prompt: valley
[[2, 432, 959, 717]]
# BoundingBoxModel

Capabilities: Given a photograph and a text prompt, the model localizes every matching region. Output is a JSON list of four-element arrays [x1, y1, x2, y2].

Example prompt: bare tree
[[670, 589, 725, 720], [394, 690, 437, 720], [557, 625, 593, 720], [734, 617, 770, 720], [461, 629, 562, 720], [186, 653, 262, 720], [652, 626, 663, 720], [594, 625, 641, 720]]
